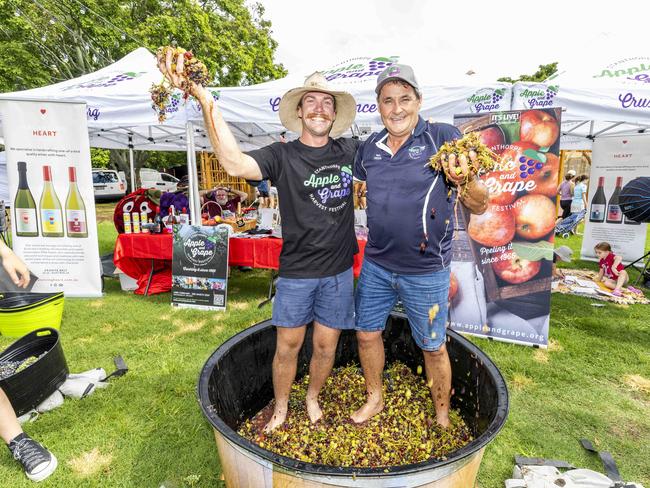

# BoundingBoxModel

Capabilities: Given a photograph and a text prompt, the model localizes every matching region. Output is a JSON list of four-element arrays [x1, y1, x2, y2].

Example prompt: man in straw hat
[[352, 64, 488, 427], [159, 53, 360, 432]]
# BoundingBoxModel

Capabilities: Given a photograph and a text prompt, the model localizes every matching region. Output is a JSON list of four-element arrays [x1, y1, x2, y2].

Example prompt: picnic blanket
[[552, 269, 649, 305]]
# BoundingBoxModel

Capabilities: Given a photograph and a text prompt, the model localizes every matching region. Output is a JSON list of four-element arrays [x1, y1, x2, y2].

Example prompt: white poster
[[581, 135, 650, 263], [0, 99, 102, 297]]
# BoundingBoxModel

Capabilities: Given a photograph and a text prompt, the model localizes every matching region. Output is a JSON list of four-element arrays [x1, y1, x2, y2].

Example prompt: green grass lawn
[[0, 211, 648, 487]]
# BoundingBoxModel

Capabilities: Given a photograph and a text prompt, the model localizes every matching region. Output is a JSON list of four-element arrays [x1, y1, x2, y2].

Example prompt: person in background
[[352, 64, 488, 428], [557, 170, 576, 220], [594, 241, 641, 296], [200, 186, 248, 216], [552, 245, 573, 280], [571, 174, 588, 213]]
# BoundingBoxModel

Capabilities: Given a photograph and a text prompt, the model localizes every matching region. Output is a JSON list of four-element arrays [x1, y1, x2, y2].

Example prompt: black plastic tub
[[0, 328, 68, 417], [198, 314, 509, 487]]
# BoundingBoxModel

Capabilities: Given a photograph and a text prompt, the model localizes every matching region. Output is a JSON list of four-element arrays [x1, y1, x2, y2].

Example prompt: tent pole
[[128, 141, 135, 192], [186, 122, 201, 224]]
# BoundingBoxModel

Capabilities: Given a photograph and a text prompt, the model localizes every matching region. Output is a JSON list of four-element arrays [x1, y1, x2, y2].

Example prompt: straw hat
[[278, 72, 356, 138]]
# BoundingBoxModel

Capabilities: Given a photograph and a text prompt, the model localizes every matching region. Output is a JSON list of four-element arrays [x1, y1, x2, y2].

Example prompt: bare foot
[[306, 396, 323, 424], [350, 398, 384, 424], [435, 413, 450, 429], [263, 408, 287, 433]]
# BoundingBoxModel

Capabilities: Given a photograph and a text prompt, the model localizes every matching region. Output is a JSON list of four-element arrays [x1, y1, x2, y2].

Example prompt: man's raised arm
[[158, 50, 263, 181]]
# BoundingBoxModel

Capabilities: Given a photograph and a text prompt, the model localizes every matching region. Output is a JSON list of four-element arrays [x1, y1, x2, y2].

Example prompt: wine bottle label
[[66, 210, 87, 233], [607, 205, 622, 222], [590, 204, 605, 221], [41, 209, 63, 233], [16, 208, 38, 234]]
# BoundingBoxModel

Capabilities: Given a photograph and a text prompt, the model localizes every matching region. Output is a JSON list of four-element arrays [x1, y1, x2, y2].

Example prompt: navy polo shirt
[[354, 117, 461, 274]]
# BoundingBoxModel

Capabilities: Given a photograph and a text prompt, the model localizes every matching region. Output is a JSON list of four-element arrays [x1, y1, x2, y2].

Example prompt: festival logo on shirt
[[303, 164, 352, 212]]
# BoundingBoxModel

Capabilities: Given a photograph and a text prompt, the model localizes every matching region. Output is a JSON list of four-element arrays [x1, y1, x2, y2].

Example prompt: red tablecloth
[[114, 233, 366, 295]]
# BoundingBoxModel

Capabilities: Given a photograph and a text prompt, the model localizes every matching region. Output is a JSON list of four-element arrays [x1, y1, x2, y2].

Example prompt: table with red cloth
[[113, 233, 367, 295]]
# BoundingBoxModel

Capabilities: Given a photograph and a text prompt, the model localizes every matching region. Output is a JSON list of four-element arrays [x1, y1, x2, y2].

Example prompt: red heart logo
[[622, 140, 628, 144], [40, 108, 46, 115]]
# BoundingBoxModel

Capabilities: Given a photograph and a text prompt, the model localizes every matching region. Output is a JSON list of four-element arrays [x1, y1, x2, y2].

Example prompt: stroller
[[555, 209, 587, 238]]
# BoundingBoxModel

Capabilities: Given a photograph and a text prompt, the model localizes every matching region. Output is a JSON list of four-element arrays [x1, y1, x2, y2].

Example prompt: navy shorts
[[272, 267, 354, 329], [355, 259, 449, 351]]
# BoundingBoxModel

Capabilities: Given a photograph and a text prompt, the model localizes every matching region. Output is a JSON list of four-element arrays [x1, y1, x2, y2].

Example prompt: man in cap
[[352, 64, 488, 427], [159, 53, 360, 432]]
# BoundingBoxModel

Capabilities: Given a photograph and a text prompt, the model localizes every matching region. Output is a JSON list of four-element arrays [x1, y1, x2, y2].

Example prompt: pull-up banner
[[0, 99, 102, 297], [449, 108, 563, 348]]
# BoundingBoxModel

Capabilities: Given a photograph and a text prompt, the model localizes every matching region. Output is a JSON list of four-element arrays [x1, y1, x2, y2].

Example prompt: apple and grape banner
[[580, 135, 649, 264], [448, 108, 562, 348], [0, 99, 102, 297], [171, 224, 229, 311]]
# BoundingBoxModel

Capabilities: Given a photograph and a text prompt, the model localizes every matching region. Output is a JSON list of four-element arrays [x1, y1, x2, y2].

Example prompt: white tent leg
[[186, 122, 201, 224], [128, 146, 135, 192]]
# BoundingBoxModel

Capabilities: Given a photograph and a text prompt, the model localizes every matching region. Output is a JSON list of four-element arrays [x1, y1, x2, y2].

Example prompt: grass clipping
[[429, 132, 496, 198], [150, 46, 211, 123], [238, 362, 473, 468]]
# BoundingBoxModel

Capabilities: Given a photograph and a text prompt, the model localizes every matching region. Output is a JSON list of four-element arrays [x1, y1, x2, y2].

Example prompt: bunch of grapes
[[340, 168, 352, 188], [149, 46, 211, 123], [491, 90, 504, 103], [544, 89, 557, 101], [103, 73, 136, 87], [368, 58, 392, 72], [518, 156, 544, 179], [430, 132, 497, 197]]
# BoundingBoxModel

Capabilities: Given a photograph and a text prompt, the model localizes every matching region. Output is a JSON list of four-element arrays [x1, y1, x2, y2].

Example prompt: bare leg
[[601, 278, 617, 290], [264, 326, 307, 433], [0, 388, 22, 444], [614, 270, 629, 292], [305, 322, 341, 423], [351, 331, 385, 423], [423, 344, 452, 428]]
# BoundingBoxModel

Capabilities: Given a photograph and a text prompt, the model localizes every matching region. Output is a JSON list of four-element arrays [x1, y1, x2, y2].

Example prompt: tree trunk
[[110, 149, 150, 193]]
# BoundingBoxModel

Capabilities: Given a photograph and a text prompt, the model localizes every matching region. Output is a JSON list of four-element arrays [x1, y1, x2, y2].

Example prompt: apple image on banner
[[492, 248, 541, 284], [478, 126, 506, 155], [520, 110, 559, 148], [481, 170, 518, 206], [513, 194, 556, 240], [449, 272, 459, 301], [467, 203, 516, 248]]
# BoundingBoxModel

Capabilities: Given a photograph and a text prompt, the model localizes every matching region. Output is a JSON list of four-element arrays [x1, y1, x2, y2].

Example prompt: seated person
[[594, 241, 640, 296], [1, 388, 57, 482], [200, 186, 248, 217], [552, 245, 573, 280]]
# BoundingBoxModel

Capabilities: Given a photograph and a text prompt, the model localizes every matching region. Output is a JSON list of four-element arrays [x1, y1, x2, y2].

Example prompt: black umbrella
[[620, 177, 650, 223]]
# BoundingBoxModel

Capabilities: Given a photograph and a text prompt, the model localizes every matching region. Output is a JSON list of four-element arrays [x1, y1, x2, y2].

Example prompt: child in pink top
[[594, 242, 633, 296]]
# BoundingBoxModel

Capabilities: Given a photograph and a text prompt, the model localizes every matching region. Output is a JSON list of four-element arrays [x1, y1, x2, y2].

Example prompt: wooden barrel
[[198, 314, 508, 487]]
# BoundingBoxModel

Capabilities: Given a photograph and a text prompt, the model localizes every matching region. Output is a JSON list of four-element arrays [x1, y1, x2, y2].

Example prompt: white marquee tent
[[0, 48, 512, 220], [511, 33, 650, 150]]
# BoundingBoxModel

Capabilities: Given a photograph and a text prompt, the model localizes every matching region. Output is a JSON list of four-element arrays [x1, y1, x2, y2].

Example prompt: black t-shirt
[[247, 138, 360, 278]]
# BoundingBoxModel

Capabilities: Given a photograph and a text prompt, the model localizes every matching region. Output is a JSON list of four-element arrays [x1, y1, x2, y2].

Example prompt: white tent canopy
[[0, 48, 511, 220], [511, 33, 650, 150]]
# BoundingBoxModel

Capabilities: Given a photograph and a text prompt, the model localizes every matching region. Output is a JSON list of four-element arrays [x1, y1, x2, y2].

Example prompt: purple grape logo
[[518, 149, 548, 179], [62, 71, 146, 92], [520, 85, 558, 109], [467, 88, 506, 113], [322, 56, 399, 84], [340, 166, 352, 189]]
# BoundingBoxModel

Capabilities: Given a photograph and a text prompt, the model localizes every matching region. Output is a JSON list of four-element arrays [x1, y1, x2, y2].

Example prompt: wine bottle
[[606, 176, 623, 224], [40, 165, 64, 237], [589, 176, 606, 223], [65, 166, 88, 238], [14, 161, 39, 237]]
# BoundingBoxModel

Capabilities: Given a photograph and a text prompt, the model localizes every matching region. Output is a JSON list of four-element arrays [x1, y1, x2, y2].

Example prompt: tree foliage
[[498, 62, 558, 84], [0, 0, 286, 92]]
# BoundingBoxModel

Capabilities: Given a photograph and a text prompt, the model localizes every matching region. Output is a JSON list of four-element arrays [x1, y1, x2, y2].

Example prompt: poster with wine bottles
[[447, 108, 562, 348], [0, 99, 102, 297], [171, 224, 229, 311], [581, 135, 649, 264]]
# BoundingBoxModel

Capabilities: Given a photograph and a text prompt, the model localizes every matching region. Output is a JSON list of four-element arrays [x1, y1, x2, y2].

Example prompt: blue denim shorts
[[272, 267, 354, 329], [355, 259, 449, 351]]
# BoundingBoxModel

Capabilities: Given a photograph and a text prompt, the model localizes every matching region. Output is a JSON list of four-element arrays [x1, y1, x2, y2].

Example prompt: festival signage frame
[[0, 98, 102, 297], [171, 224, 229, 311], [449, 108, 562, 348]]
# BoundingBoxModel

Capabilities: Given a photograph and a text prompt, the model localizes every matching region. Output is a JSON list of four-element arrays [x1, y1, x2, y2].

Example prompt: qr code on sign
[[213, 294, 224, 306]]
